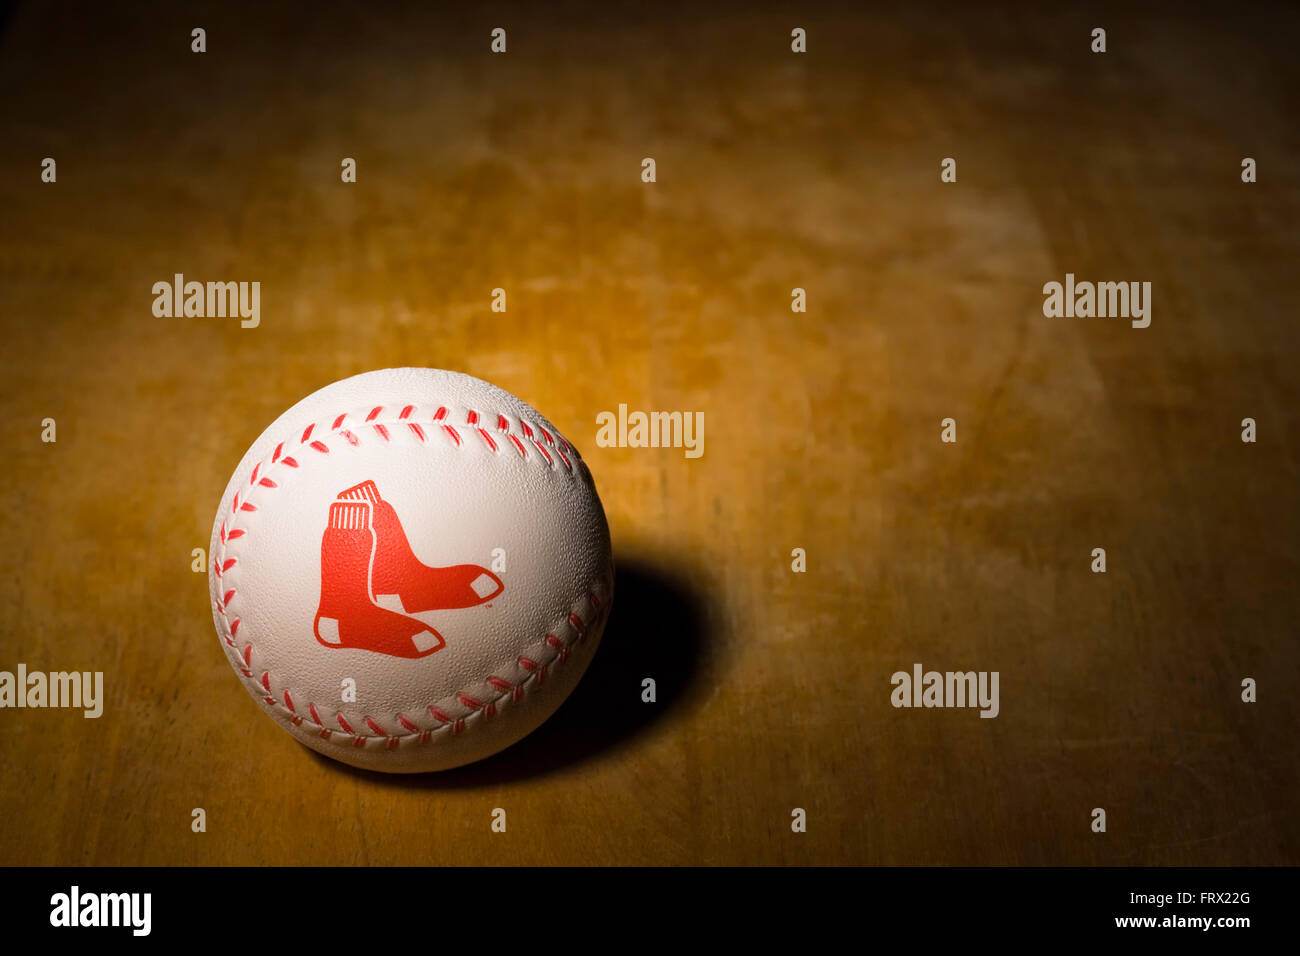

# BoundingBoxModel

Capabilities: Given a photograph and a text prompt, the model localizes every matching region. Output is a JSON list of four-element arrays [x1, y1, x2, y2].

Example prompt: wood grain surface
[[1, 1, 1297, 866]]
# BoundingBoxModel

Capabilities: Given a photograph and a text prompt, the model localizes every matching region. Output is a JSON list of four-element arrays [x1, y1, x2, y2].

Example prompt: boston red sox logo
[[313, 480, 504, 658]]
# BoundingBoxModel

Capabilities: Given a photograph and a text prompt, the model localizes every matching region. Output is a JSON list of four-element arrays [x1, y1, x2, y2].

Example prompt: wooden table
[[0, 0, 1296, 865]]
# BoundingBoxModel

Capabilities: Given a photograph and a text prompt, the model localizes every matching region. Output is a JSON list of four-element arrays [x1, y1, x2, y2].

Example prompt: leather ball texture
[[208, 368, 614, 772]]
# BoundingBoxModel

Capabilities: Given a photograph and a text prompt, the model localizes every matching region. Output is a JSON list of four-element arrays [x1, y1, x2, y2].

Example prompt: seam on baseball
[[228, 573, 611, 745]]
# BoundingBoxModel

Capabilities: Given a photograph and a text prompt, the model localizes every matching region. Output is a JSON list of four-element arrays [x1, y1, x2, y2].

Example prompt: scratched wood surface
[[1, 1, 1297, 866]]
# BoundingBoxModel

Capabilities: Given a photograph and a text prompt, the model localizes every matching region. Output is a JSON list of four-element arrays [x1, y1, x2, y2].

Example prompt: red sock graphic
[[314, 500, 446, 658], [336, 480, 504, 612]]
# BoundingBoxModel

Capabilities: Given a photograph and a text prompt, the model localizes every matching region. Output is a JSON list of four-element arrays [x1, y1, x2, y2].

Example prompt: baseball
[[208, 368, 614, 772]]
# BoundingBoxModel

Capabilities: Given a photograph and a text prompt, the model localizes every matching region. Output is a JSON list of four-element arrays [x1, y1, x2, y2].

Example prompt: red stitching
[[214, 401, 602, 748], [545, 633, 569, 666]]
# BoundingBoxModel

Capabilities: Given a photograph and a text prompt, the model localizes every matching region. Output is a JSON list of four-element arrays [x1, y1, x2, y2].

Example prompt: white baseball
[[208, 368, 614, 772]]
